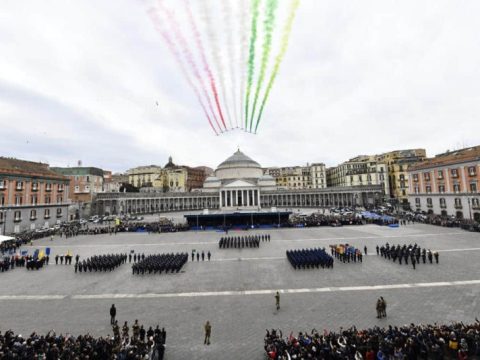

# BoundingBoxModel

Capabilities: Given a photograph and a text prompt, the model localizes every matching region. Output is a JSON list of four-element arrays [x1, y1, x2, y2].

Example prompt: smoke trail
[[198, 1, 232, 130], [238, 0, 250, 129], [245, 0, 261, 131], [254, 0, 300, 133], [221, 0, 239, 128], [249, 0, 278, 130], [185, 0, 228, 131], [148, 7, 219, 135], [157, 0, 223, 132]]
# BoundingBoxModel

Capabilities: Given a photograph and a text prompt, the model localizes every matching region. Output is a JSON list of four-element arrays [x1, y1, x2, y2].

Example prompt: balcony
[[454, 204, 463, 209], [56, 213, 63, 218], [440, 203, 447, 209], [31, 185, 39, 192], [30, 216, 37, 221], [15, 187, 23, 191], [45, 187, 52, 192], [44, 215, 50, 219], [14, 217, 22, 222], [58, 187, 64, 192], [472, 205, 480, 210]]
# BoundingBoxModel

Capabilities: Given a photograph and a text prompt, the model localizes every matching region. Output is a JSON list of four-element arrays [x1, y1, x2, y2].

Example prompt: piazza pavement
[[0, 223, 479, 359]]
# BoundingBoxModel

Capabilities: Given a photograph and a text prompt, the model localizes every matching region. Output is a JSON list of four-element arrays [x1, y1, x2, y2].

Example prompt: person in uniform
[[204, 320, 211, 345], [110, 304, 116, 325], [275, 291, 280, 310], [207, 251, 211, 261]]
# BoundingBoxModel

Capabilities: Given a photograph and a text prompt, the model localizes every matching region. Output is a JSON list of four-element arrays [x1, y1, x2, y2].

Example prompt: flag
[[45, 247, 51, 256]]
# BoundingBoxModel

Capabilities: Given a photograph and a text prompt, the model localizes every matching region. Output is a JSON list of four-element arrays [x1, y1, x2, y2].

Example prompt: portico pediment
[[222, 179, 256, 188]]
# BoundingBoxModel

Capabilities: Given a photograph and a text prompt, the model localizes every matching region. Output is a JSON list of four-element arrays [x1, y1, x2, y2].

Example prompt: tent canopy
[[0, 235, 15, 245]]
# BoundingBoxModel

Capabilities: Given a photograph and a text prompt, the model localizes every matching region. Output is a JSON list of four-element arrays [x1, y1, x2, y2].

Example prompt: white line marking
[[1, 280, 480, 301], [33, 232, 466, 249]]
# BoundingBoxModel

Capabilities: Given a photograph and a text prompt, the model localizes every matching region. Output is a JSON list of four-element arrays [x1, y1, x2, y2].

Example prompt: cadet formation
[[286, 248, 334, 269], [377, 242, 439, 269], [75, 253, 127, 273], [219, 233, 269, 249], [329, 244, 364, 263], [132, 253, 188, 274]]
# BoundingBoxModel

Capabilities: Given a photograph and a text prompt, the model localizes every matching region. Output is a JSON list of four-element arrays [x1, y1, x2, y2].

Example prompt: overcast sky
[[1, 0, 479, 173]]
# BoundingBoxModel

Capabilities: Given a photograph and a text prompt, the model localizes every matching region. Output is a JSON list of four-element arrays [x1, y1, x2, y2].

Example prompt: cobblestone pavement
[[1, 224, 479, 359]]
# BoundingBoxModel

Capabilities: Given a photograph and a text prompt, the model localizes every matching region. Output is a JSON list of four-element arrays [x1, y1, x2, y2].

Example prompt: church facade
[[93, 150, 384, 216]]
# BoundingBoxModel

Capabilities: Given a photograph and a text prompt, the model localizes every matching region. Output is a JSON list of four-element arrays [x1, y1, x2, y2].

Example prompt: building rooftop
[[51, 167, 105, 177], [410, 146, 480, 171], [0, 157, 68, 181], [217, 150, 261, 170]]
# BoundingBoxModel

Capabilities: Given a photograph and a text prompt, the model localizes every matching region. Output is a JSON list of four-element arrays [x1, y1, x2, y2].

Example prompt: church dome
[[215, 149, 263, 180], [216, 150, 261, 170]]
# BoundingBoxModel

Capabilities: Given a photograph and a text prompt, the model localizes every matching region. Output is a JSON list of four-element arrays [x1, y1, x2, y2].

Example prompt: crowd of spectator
[[265, 320, 480, 359], [289, 213, 364, 228], [0, 324, 166, 359]]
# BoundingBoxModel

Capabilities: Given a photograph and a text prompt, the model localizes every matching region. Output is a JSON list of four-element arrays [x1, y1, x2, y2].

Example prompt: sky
[[1, 0, 479, 173]]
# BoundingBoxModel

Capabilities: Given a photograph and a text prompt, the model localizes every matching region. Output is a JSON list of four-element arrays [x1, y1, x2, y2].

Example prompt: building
[[0, 157, 70, 234], [104, 174, 128, 193], [126, 165, 163, 188], [51, 167, 105, 219], [408, 146, 480, 221], [264, 163, 327, 190], [375, 149, 426, 206], [93, 150, 384, 216], [327, 155, 389, 200]]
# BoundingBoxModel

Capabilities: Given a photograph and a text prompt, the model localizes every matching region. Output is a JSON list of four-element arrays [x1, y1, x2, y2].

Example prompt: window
[[31, 182, 39, 191], [0, 212, 3, 222], [30, 209, 37, 220], [414, 186, 419, 194], [453, 183, 461, 193], [44, 209, 50, 219], [45, 183, 52, 192], [472, 198, 479, 208], [454, 198, 462, 208], [56, 208, 62, 217], [438, 185, 445, 193], [415, 198, 421, 206], [31, 195, 38, 205], [58, 184, 64, 192], [16, 181, 23, 190], [0, 196, 4, 206], [57, 196, 63, 203], [468, 166, 476, 176], [15, 195, 23, 206], [14, 211, 21, 222], [74, 186, 80, 193], [86, 176, 90, 182], [470, 183, 477, 193], [427, 198, 433, 207], [439, 198, 446, 208], [438, 170, 444, 180], [423, 172, 430, 181], [399, 174, 405, 181], [84, 185, 90, 192], [0, 179, 6, 190], [45, 196, 51, 204], [426, 185, 432, 193], [451, 168, 459, 178]]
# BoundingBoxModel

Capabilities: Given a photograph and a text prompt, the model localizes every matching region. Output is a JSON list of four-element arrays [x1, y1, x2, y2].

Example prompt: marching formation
[[75, 254, 127, 273], [329, 244, 363, 263], [286, 248, 334, 269], [219, 234, 269, 249], [377, 243, 439, 269], [132, 253, 188, 275]]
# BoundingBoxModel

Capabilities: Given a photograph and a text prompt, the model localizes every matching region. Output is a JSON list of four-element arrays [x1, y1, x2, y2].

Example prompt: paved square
[[1, 223, 479, 359]]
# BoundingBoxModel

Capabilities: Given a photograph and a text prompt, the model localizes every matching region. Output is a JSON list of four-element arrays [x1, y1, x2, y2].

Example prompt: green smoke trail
[[254, 0, 300, 133], [249, 0, 278, 132], [245, 0, 261, 131]]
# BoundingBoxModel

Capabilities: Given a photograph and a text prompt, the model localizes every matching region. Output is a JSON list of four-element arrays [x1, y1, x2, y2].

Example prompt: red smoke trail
[[185, 2, 228, 131], [148, 7, 219, 135], [156, 0, 223, 132]]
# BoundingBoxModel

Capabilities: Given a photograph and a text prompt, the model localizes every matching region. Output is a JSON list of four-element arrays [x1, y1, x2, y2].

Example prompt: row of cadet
[[75, 254, 127, 273], [286, 248, 334, 269], [219, 234, 269, 249], [132, 253, 188, 274], [329, 244, 363, 263], [377, 243, 439, 267]]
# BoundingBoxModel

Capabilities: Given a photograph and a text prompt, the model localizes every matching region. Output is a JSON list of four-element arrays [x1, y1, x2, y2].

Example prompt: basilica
[[93, 150, 384, 217]]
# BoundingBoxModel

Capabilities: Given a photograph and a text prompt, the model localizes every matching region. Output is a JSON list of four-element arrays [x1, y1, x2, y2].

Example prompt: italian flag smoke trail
[[254, 0, 300, 133], [157, 0, 223, 132], [148, 7, 218, 135], [185, 1, 228, 131], [239, 0, 250, 129], [245, 0, 261, 131], [249, 0, 278, 131]]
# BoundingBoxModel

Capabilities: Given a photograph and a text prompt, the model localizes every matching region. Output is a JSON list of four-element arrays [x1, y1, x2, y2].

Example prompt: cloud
[[0, 0, 479, 173]]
